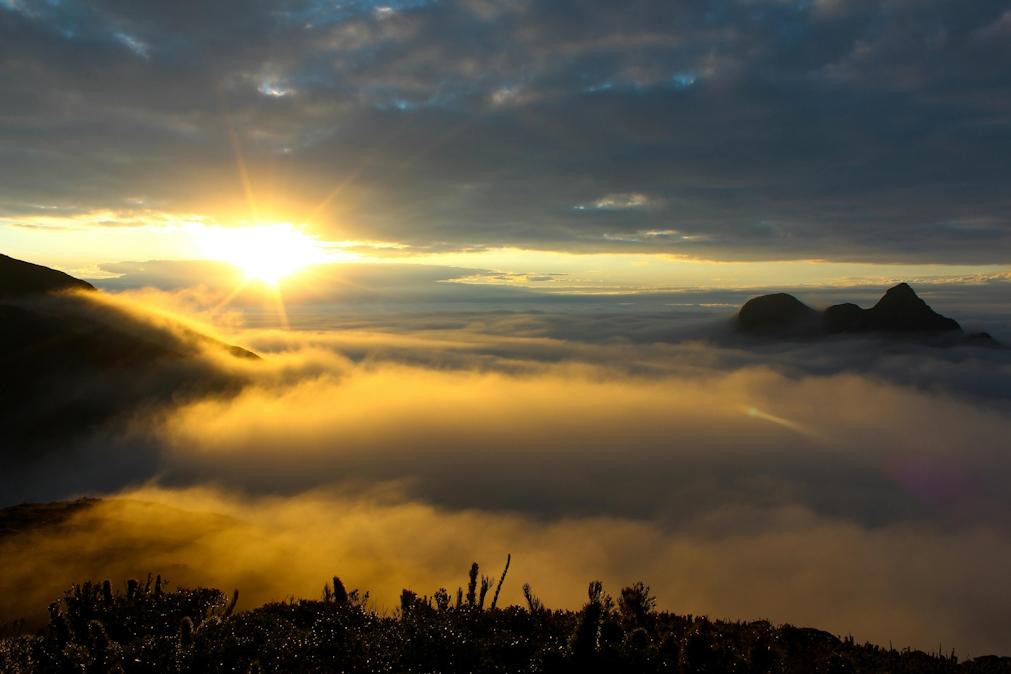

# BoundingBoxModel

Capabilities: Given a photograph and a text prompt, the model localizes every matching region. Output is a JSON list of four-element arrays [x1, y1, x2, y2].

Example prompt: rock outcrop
[[738, 283, 996, 345]]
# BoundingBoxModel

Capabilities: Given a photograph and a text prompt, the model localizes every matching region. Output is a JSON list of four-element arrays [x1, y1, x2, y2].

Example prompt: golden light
[[743, 406, 826, 442], [197, 223, 330, 285]]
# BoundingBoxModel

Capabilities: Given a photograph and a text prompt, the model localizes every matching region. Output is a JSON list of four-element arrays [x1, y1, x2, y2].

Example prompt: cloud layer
[[3, 290, 1011, 653], [5, 486, 1011, 656]]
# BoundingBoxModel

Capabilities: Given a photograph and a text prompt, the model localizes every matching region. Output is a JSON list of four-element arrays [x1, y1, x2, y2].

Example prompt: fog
[[2, 288, 1011, 654]]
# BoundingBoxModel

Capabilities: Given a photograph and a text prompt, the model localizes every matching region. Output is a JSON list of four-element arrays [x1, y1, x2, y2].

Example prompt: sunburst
[[198, 223, 329, 286]]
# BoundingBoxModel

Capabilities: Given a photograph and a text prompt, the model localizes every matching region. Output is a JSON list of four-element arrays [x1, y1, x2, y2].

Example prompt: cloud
[[3, 484, 1011, 656], [138, 351, 1011, 526], [0, 289, 260, 482], [1, 0, 1010, 262], [88, 259, 1011, 344], [575, 193, 657, 211], [3, 297, 1011, 653], [4, 0, 1011, 653]]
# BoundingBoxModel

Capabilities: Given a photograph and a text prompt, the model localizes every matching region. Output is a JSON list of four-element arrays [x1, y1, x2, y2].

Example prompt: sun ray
[[302, 112, 475, 228], [742, 406, 828, 442], [211, 275, 253, 314], [265, 282, 290, 329], [302, 116, 415, 225], [219, 101, 259, 222]]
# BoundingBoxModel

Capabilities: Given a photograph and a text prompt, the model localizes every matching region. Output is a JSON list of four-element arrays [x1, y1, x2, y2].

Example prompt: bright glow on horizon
[[1, 211, 1009, 291], [197, 223, 331, 285]]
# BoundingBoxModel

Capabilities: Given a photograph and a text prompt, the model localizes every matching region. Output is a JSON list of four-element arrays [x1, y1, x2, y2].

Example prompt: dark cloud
[[1, 0, 1010, 261]]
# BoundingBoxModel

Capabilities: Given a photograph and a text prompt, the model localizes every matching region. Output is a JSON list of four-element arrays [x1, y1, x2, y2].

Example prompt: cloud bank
[[4, 486, 1011, 656], [2, 292, 1011, 654]]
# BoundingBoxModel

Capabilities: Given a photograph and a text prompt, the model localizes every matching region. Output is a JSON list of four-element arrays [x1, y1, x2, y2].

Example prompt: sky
[[4, 0, 1011, 656], [1, 0, 1010, 290]]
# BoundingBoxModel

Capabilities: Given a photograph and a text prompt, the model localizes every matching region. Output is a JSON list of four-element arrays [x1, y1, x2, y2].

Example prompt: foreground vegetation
[[2, 561, 1009, 673]]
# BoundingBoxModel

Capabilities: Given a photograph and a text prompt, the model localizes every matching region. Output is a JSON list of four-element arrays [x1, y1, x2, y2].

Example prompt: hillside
[[0, 253, 95, 297], [0, 254, 258, 462]]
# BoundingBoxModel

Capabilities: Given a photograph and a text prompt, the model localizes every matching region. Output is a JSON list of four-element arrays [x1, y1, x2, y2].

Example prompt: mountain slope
[[0, 254, 257, 462], [736, 293, 817, 333], [861, 283, 961, 333], [0, 253, 95, 297]]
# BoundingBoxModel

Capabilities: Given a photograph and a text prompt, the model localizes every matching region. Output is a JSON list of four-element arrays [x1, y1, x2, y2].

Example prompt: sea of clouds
[[2, 275, 1011, 655]]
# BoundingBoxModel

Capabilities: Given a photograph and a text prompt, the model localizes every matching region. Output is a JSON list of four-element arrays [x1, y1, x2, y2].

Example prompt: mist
[[4, 0, 1011, 665], [3, 288, 1011, 654]]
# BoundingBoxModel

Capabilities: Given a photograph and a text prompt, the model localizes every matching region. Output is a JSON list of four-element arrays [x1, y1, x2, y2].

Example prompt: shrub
[[0, 568, 1002, 673]]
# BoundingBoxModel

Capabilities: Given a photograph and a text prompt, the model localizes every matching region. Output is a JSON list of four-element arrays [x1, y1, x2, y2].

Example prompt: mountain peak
[[881, 282, 915, 298], [0, 253, 95, 298], [737, 282, 968, 340], [873, 282, 922, 309], [737, 293, 816, 333], [866, 283, 960, 333]]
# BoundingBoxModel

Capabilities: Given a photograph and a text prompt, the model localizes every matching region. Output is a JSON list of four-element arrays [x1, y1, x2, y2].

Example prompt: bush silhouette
[[0, 566, 1007, 673]]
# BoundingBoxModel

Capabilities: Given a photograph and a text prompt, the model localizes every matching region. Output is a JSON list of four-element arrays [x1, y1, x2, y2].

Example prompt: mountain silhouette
[[859, 283, 962, 333], [0, 254, 257, 461], [738, 283, 997, 344], [0, 253, 96, 297], [737, 293, 817, 333]]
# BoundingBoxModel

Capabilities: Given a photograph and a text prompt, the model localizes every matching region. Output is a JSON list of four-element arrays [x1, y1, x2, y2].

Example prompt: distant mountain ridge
[[738, 283, 998, 345]]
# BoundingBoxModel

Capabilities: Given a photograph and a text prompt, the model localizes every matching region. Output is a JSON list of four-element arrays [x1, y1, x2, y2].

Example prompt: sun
[[198, 223, 329, 285]]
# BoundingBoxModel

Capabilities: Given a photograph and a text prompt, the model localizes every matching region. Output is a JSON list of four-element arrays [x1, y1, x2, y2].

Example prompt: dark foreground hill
[[0, 253, 96, 297], [0, 254, 257, 464], [737, 283, 1000, 346]]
